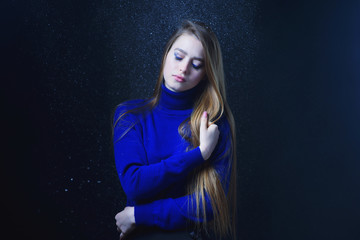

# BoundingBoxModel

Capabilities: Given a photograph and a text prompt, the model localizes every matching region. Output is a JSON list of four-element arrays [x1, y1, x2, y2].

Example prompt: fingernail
[[203, 111, 207, 117]]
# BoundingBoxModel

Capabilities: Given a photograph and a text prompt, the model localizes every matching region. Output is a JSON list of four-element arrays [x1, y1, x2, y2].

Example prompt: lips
[[173, 75, 185, 82]]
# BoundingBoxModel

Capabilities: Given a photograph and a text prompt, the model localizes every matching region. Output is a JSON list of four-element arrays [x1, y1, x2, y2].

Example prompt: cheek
[[163, 56, 174, 76], [192, 70, 205, 83]]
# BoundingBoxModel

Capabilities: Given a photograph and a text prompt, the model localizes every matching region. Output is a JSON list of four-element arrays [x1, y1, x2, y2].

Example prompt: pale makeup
[[163, 33, 206, 92]]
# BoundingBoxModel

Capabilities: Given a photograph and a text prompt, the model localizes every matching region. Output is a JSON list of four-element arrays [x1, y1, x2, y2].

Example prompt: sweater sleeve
[[134, 193, 212, 230], [134, 117, 233, 230], [113, 103, 205, 203]]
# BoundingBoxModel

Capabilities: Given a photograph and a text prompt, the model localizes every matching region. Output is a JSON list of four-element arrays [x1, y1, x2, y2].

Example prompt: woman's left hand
[[115, 206, 136, 239]]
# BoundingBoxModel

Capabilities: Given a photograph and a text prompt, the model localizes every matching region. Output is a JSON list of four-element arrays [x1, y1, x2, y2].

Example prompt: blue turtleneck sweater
[[113, 83, 232, 230]]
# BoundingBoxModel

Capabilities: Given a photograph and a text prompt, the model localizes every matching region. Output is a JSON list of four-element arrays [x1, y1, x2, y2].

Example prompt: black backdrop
[[2, 0, 360, 240]]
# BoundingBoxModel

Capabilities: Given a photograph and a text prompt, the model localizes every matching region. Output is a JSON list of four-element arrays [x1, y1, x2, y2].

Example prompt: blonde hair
[[114, 20, 237, 239]]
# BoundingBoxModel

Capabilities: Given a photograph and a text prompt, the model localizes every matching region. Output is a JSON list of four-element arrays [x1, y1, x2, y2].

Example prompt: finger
[[200, 111, 208, 131], [208, 123, 218, 130], [208, 125, 220, 138]]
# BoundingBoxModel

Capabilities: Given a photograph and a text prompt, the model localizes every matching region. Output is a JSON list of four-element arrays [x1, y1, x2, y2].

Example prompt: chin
[[165, 81, 185, 92], [169, 86, 184, 92]]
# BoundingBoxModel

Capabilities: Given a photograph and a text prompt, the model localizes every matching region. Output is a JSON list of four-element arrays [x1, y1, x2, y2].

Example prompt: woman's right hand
[[115, 206, 136, 240], [199, 111, 220, 160]]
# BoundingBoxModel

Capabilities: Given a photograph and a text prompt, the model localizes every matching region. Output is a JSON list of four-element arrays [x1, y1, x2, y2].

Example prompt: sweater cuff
[[184, 147, 204, 168], [135, 202, 157, 227]]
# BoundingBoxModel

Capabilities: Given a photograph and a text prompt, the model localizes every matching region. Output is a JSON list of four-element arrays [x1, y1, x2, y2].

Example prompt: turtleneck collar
[[158, 81, 202, 111]]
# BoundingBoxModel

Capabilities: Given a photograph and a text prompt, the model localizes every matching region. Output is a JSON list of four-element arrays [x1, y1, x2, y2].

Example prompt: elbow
[[123, 188, 142, 202], [120, 178, 143, 202], [120, 169, 149, 202]]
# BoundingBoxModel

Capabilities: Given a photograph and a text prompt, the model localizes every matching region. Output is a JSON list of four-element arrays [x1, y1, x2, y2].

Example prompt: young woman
[[113, 20, 237, 240]]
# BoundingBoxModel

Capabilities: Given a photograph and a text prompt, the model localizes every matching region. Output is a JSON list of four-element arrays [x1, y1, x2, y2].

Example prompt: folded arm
[[113, 105, 205, 202]]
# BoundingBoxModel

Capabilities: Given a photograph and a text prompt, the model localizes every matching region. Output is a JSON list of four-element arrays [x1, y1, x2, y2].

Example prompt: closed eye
[[192, 63, 202, 70], [192, 59, 203, 70], [174, 52, 183, 60]]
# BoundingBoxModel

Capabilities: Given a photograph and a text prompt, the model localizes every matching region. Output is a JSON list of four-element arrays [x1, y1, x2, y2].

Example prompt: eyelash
[[175, 54, 182, 60], [174, 53, 202, 70], [192, 64, 202, 70]]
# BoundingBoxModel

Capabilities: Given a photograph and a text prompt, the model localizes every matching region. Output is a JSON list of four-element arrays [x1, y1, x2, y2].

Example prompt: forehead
[[171, 34, 204, 59]]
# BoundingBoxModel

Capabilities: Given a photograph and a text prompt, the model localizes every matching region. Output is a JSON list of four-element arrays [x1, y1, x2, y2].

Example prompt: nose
[[179, 60, 190, 74]]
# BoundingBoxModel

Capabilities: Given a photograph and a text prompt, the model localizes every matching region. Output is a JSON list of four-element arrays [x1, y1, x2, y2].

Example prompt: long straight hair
[[114, 20, 237, 239]]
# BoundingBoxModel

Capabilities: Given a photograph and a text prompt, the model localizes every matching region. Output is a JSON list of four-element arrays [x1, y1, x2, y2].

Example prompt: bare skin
[[115, 206, 135, 240], [199, 111, 220, 160]]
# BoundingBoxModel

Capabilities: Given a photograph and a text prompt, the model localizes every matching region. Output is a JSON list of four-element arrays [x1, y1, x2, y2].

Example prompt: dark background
[[2, 0, 360, 239]]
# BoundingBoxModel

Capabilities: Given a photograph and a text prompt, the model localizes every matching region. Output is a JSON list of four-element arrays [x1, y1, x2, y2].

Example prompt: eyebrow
[[174, 48, 204, 61]]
